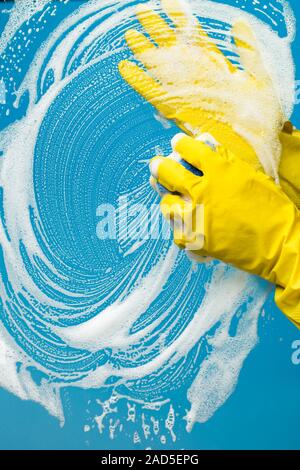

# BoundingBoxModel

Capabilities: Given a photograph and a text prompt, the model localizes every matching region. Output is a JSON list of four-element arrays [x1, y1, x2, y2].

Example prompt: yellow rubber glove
[[279, 128, 300, 209], [119, 0, 300, 208], [119, 0, 285, 179], [150, 134, 300, 328]]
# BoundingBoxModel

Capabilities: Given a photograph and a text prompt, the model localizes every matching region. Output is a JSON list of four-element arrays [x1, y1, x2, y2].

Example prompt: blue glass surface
[[0, 0, 299, 450]]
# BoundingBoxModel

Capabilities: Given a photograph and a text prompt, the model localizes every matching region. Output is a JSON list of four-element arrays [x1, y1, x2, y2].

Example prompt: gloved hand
[[150, 134, 300, 328], [279, 128, 300, 209], [119, 0, 286, 179]]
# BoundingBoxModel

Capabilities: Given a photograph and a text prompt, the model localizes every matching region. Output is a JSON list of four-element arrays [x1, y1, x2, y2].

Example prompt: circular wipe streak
[[0, 0, 295, 429]]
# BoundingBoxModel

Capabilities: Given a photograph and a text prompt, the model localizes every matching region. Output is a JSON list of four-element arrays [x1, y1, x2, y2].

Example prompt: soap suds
[[0, 0, 295, 437]]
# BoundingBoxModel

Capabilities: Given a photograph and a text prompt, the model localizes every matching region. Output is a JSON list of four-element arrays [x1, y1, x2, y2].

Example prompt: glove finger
[[118, 60, 175, 116], [232, 20, 269, 81], [136, 5, 176, 47], [160, 193, 187, 249], [193, 22, 237, 72], [160, 193, 185, 218], [161, 0, 192, 30], [161, 194, 205, 251], [124, 29, 157, 67], [150, 156, 200, 195], [150, 175, 170, 196], [172, 134, 216, 173], [162, 0, 227, 68]]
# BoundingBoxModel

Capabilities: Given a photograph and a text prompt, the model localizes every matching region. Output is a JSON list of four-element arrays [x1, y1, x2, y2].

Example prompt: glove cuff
[[273, 211, 300, 328]]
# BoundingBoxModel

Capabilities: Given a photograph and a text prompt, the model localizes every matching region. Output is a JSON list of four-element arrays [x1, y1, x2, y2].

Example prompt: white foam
[[133, 0, 295, 178], [0, 0, 295, 432]]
